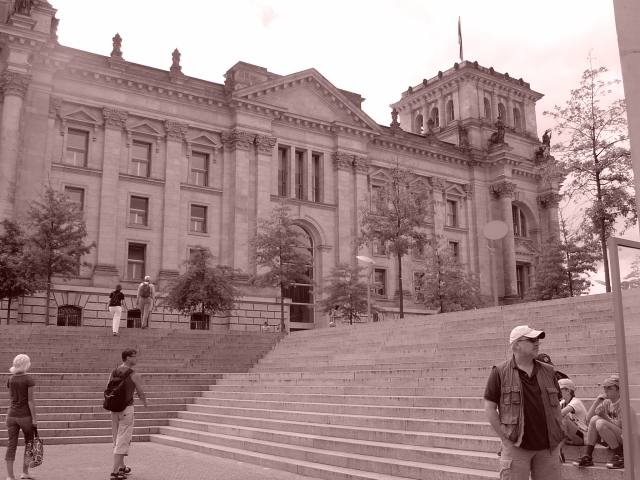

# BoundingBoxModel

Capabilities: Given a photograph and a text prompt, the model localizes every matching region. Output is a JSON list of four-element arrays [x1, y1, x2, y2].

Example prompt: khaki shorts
[[112, 405, 135, 455]]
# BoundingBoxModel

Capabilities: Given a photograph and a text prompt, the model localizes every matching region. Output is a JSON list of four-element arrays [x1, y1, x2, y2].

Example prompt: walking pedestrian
[[484, 325, 565, 479], [5, 354, 37, 480], [136, 276, 155, 329], [107, 284, 126, 336], [109, 348, 148, 479]]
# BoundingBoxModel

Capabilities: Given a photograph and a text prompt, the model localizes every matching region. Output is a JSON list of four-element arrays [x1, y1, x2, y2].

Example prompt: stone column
[[354, 156, 371, 262], [158, 121, 188, 290], [506, 97, 514, 128], [254, 135, 277, 274], [438, 95, 445, 127], [422, 104, 429, 134], [490, 181, 518, 299], [477, 86, 484, 119], [94, 108, 128, 286], [0, 72, 30, 222], [221, 130, 256, 274], [523, 99, 537, 135], [430, 176, 446, 236], [333, 152, 354, 264], [537, 192, 561, 238], [491, 91, 499, 123]]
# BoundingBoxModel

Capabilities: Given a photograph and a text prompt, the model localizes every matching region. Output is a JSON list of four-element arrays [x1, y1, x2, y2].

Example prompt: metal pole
[[367, 265, 371, 322]]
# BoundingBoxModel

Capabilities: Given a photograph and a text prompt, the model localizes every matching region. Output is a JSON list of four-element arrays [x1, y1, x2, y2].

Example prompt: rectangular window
[[295, 151, 304, 200], [371, 185, 383, 213], [373, 241, 386, 256], [516, 265, 529, 298], [278, 148, 288, 197], [449, 241, 459, 258], [127, 243, 146, 280], [190, 152, 208, 186], [190, 205, 207, 233], [64, 186, 84, 211], [132, 141, 151, 177], [446, 200, 458, 227], [129, 196, 148, 226], [65, 129, 89, 166], [312, 154, 321, 202], [374, 269, 386, 296]]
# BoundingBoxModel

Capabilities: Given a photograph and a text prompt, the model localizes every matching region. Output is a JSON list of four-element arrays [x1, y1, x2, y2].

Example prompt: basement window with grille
[[127, 309, 141, 329], [191, 313, 210, 330], [57, 305, 82, 327]]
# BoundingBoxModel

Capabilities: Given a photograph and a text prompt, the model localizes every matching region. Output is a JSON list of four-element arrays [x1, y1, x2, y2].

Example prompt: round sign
[[482, 220, 508, 240]]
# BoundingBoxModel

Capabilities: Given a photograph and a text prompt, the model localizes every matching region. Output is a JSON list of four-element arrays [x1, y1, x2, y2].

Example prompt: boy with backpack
[[136, 276, 155, 329], [105, 348, 148, 480]]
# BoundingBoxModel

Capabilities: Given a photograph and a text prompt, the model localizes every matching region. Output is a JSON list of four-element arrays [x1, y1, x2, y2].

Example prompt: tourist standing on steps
[[484, 325, 565, 480], [136, 276, 155, 329], [5, 354, 37, 480], [107, 284, 126, 336], [110, 348, 148, 480]]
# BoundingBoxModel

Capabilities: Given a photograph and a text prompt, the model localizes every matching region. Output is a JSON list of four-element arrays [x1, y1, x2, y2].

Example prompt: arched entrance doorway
[[284, 225, 315, 326]]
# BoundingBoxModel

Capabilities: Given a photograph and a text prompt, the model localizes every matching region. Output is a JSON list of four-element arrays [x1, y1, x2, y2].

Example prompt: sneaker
[[606, 454, 624, 469], [573, 454, 594, 467], [110, 473, 125, 480], [120, 466, 131, 475]]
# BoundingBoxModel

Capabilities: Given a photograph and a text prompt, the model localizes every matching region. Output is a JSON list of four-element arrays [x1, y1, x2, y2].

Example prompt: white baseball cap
[[509, 325, 545, 346], [559, 378, 577, 391]]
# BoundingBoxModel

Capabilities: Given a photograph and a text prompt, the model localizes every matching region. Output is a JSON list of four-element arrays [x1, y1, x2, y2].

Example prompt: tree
[[622, 255, 640, 290], [537, 61, 636, 292], [359, 160, 432, 318], [0, 220, 40, 324], [163, 246, 241, 323], [318, 263, 383, 325], [414, 236, 484, 313], [249, 200, 312, 333], [25, 185, 95, 325]]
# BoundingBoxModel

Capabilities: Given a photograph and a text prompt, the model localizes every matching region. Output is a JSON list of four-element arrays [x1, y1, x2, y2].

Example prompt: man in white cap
[[484, 325, 565, 479], [136, 276, 155, 329]]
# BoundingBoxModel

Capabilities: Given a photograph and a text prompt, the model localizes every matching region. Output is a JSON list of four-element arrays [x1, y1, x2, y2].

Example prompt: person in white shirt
[[559, 378, 587, 449]]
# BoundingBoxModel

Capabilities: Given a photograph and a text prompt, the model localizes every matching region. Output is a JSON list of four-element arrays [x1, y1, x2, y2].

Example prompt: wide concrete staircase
[[0, 326, 283, 445], [150, 293, 640, 480]]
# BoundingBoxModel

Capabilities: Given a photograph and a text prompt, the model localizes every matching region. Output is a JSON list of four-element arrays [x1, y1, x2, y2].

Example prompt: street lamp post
[[356, 255, 375, 322]]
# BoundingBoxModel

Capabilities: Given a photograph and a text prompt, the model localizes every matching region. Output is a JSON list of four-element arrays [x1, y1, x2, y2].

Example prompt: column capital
[[164, 120, 188, 141], [353, 156, 371, 174], [429, 176, 446, 191], [221, 130, 256, 151], [255, 135, 277, 154], [490, 181, 517, 199], [49, 97, 62, 117], [537, 192, 560, 209], [102, 108, 128, 128], [0, 71, 31, 99], [332, 152, 354, 171]]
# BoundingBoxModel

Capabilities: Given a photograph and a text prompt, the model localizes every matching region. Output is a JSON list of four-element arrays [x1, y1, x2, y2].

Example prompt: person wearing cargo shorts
[[109, 348, 148, 480], [484, 325, 565, 479]]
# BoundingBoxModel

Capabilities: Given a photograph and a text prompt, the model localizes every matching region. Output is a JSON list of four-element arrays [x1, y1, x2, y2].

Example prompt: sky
[[50, 0, 640, 293]]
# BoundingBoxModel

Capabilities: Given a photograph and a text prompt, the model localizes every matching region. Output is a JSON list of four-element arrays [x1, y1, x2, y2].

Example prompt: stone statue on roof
[[170, 49, 182, 74], [110, 33, 123, 59], [542, 128, 552, 148], [14, 0, 32, 15], [488, 114, 506, 146]]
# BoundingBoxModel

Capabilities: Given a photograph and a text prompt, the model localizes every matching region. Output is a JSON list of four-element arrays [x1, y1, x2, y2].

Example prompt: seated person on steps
[[572, 374, 623, 470], [558, 378, 587, 462]]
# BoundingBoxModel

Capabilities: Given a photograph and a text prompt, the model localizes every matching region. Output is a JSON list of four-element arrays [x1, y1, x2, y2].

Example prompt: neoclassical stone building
[[0, 2, 560, 331]]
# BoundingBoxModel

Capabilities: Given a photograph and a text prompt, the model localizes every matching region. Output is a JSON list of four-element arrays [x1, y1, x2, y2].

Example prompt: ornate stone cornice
[[353, 156, 371, 174], [489, 181, 517, 198], [0, 72, 31, 99], [537, 192, 560, 209], [49, 97, 62, 116], [221, 130, 256, 151], [164, 121, 188, 141], [255, 135, 277, 154], [332, 152, 354, 171], [102, 108, 128, 128], [429, 176, 446, 191]]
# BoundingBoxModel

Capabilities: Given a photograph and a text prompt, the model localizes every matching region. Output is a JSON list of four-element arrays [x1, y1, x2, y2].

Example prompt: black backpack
[[103, 368, 134, 412], [139, 283, 151, 298]]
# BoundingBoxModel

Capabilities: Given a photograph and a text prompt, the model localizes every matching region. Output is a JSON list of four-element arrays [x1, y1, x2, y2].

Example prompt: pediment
[[233, 69, 380, 133], [126, 121, 162, 137], [370, 169, 390, 183], [409, 177, 431, 191], [61, 108, 100, 125], [187, 133, 220, 149], [515, 239, 539, 256], [445, 184, 466, 197]]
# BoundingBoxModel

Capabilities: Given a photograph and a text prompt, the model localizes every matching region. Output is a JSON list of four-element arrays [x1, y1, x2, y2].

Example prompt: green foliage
[[249, 200, 312, 332], [622, 255, 640, 290], [414, 236, 484, 313], [0, 220, 40, 323], [163, 246, 241, 318], [537, 62, 636, 291], [358, 160, 432, 318], [318, 263, 383, 325], [25, 185, 95, 324]]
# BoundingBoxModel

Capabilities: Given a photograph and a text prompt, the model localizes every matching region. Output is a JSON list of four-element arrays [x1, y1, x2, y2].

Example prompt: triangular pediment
[[370, 169, 390, 183], [187, 133, 220, 149], [127, 121, 162, 136], [409, 177, 431, 190], [233, 69, 380, 133], [515, 239, 539, 256], [445, 184, 466, 197], [61, 108, 100, 125]]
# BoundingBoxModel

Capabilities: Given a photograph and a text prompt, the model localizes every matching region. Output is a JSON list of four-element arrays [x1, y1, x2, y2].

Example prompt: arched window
[[498, 103, 506, 121], [513, 107, 522, 131], [57, 305, 82, 327], [415, 113, 424, 134], [512, 205, 528, 237], [446, 100, 455, 123], [285, 225, 314, 324], [430, 108, 439, 127], [484, 97, 491, 120]]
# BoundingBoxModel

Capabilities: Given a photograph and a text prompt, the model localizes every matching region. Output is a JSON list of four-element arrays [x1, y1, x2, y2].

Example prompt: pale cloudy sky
[[51, 0, 639, 292]]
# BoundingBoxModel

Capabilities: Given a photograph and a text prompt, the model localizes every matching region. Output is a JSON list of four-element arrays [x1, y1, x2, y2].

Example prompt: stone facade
[[0, 6, 560, 331]]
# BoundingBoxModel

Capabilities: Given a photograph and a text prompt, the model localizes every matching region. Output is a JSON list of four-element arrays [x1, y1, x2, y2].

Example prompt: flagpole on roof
[[458, 16, 463, 62]]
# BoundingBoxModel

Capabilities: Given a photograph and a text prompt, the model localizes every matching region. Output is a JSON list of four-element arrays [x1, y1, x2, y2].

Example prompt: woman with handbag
[[5, 354, 37, 480], [107, 284, 126, 336]]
